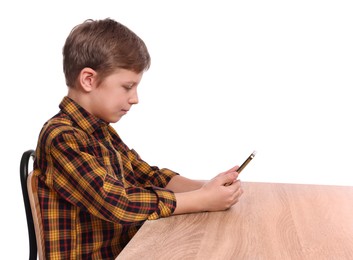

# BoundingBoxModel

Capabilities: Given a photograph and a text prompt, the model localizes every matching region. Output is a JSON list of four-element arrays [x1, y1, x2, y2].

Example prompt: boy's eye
[[123, 84, 134, 90]]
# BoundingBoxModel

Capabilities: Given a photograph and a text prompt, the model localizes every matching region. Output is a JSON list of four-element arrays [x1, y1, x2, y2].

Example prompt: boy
[[33, 18, 243, 259]]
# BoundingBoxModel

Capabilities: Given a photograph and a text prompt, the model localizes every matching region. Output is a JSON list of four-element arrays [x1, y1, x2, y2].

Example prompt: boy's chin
[[110, 115, 124, 124]]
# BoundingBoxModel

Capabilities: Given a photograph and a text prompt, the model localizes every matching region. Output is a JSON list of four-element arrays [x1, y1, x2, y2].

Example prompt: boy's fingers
[[225, 165, 239, 173], [220, 171, 238, 186]]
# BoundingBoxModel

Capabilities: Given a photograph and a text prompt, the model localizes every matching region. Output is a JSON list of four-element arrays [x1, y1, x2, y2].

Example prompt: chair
[[20, 149, 45, 260]]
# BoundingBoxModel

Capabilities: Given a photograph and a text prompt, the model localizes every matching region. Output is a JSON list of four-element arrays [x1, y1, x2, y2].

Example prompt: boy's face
[[89, 69, 143, 123]]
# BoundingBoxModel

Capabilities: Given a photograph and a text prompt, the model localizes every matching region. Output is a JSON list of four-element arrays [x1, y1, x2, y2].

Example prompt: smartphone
[[237, 151, 257, 174]]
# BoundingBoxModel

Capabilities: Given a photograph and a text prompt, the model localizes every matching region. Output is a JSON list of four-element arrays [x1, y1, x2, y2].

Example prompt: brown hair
[[63, 18, 151, 87]]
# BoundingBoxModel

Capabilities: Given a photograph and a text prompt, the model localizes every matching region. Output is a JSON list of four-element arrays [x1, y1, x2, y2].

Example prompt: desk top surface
[[117, 182, 353, 260]]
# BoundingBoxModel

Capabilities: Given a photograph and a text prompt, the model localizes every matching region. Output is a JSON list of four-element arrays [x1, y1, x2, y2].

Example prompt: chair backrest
[[20, 150, 46, 260]]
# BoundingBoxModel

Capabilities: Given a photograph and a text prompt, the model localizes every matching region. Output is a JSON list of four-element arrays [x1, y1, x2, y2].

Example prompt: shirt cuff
[[148, 187, 176, 220], [158, 168, 180, 187]]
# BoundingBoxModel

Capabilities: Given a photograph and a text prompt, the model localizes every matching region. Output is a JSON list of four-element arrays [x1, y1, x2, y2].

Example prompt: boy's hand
[[173, 167, 243, 215], [199, 171, 243, 211]]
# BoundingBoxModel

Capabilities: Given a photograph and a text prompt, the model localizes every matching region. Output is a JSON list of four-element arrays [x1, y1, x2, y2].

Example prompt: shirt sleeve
[[45, 131, 176, 225], [127, 148, 179, 188]]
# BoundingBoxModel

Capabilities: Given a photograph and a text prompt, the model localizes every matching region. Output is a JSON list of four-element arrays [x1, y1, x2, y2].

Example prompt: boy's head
[[63, 18, 151, 88]]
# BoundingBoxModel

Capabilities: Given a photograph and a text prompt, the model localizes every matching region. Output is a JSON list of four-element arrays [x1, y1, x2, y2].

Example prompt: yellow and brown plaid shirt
[[33, 96, 177, 259]]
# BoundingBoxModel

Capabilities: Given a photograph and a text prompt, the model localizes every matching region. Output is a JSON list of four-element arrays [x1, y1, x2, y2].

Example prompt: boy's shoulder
[[42, 112, 74, 132], [38, 112, 87, 145]]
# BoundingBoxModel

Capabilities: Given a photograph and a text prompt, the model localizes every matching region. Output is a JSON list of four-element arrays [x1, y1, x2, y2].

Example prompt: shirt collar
[[59, 96, 108, 134]]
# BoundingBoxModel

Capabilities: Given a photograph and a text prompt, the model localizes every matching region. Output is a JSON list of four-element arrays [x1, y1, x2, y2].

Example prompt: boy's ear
[[79, 67, 98, 92]]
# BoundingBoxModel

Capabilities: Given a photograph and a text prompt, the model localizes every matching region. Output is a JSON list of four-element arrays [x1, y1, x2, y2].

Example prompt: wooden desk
[[117, 182, 353, 259]]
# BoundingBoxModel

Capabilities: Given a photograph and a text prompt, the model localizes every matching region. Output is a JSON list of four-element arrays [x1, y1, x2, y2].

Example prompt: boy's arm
[[120, 141, 243, 215], [165, 175, 206, 192], [127, 148, 179, 187], [127, 147, 244, 214], [42, 133, 177, 224]]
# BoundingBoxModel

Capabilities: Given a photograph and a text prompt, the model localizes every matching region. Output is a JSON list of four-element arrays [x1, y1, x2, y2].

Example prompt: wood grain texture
[[117, 182, 353, 260]]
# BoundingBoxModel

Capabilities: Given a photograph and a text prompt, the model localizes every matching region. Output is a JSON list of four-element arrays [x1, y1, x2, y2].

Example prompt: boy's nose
[[129, 91, 139, 105]]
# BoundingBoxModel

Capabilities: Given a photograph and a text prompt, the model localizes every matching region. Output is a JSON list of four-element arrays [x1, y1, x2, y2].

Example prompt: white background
[[1, 0, 352, 258]]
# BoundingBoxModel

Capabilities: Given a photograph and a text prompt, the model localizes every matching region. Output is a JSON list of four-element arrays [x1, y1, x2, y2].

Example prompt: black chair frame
[[20, 149, 37, 260]]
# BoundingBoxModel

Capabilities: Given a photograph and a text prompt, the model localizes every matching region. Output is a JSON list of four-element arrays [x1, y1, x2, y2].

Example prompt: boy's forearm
[[172, 190, 205, 215], [166, 175, 206, 193], [166, 176, 207, 215]]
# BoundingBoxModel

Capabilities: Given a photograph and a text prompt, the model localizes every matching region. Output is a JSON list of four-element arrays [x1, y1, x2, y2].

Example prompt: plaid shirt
[[33, 96, 177, 259]]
